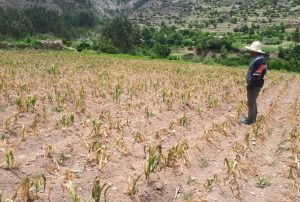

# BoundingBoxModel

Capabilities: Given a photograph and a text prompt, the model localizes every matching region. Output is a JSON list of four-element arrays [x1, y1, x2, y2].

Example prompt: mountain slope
[[0, 0, 298, 29], [0, 0, 147, 16], [127, 0, 300, 30]]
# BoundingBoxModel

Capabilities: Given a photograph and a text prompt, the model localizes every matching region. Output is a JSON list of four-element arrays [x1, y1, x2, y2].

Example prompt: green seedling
[[187, 176, 195, 186], [204, 175, 218, 192], [32, 174, 47, 196], [206, 95, 219, 108], [144, 106, 154, 118], [15, 96, 23, 112], [256, 177, 270, 188], [12, 175, 44, 201], [178, 114, 188, 127], [144, 145, 162, 180], [161, 88, 169, 102], [199, 157, 210, 168], [91, 177, 111, 202], [144, 155, 156, 181], [0, 132, 8, 140], [59, 114, 75, 127], [47, 67, 59, 75], [1, 148, 18, 170], [65, 181, 80, 202], [52, 106, 63, 113], [112, 81, 121, 101], [91, 119, 101, 137], [25, 96, 37, 112], [47, 94, 53, 103], [224, 156, 239, 178]]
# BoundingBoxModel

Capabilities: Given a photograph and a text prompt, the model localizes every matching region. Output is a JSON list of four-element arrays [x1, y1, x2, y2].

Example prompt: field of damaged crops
[[0, 50, 300, 202]]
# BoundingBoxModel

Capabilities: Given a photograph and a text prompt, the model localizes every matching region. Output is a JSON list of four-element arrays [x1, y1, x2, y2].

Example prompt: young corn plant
[[252, 123, 265, 142], [20, 176, 31, 202], [58, 114, 75, 127], [25, 96, 37, 112], [256, 177, 270, 188], [201, 129, 221, 149], [1, 148, 18, 170], [18, 125, 26, 143], [44, 144, 54, 158], [144, 145, 163, 181], [178, 113, 188, 127], [144, 106, 154, 118], [2, 117, 11, 132], [31, 114, 39, 137], [204, 175, 219, 192], [166, 97, 173, 111], [124, 174, 141, 201], [91, 141, 109, 170], [91, 177, 111, 202], [165, 139, 190, 167], [91, 119, 101, 137], [212, 122, 228, 137], [112, 81, 121, 101], [206, 95, 219, 108], [224, 155, 241, 180], [132, 131, 146, 143], [115, 134, 131, 156], [161, 88, 169, 102], [232, 141, 247, 156], [32, 174, 47, 197], [13, 174, 45, 201], [15, 96, 24, 112], [65, 181, 80, 202]]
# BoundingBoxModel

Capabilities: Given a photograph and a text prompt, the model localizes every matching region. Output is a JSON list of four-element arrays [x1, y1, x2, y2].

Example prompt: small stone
[[250, 192, 256, 196], [155, 182, 164, 190]]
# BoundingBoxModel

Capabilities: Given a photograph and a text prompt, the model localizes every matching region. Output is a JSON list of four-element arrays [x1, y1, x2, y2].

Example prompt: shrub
[[152, 43, 171, 58]]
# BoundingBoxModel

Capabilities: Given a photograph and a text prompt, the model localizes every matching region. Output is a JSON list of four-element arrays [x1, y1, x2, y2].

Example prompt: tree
[[101, 17, 140, 53], [293, 28, 300, 43]]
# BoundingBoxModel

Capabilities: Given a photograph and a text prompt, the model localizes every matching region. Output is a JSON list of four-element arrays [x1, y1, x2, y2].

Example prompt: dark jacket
[[246, 54, 268, 89]]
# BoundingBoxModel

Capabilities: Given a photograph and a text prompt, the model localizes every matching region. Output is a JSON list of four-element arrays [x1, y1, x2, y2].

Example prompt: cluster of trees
[[1, 10, 299, 72], [76, 18, 237, 59], [0, 6, 97, 39]]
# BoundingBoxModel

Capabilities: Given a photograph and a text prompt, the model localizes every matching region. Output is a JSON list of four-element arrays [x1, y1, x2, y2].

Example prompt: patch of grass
[[256, 177, 270, 188]]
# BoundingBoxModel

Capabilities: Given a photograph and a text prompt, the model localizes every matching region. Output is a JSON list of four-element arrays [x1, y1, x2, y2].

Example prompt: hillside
[[0, 0, 145, 16], [0, 0, 299, 30], [128, 0, 300, 31], [0, 50, 300, 201]]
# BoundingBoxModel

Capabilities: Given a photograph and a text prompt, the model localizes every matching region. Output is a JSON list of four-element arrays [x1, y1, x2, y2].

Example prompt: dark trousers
[[247, 87, 261, 121]]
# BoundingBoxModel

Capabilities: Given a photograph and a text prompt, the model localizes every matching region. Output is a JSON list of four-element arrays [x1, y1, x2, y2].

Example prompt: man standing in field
[[241, 41, 268, 125]]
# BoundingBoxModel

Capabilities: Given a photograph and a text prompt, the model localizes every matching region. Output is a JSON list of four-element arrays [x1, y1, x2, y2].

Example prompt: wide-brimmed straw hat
[[244, 41, 265, 54]]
